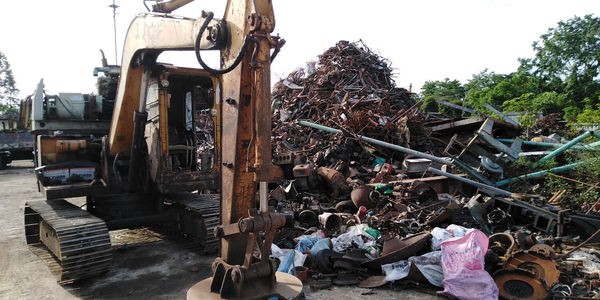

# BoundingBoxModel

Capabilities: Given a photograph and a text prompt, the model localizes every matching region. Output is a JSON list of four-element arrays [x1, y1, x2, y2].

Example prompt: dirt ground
[[0, 160, 442, 299]]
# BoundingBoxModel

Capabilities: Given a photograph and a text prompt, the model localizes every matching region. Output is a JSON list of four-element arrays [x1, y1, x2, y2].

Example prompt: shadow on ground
[[64, 232, 216, 299]]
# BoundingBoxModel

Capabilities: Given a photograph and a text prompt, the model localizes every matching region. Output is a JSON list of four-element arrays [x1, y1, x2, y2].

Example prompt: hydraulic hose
[[194, 11, 256, 75]]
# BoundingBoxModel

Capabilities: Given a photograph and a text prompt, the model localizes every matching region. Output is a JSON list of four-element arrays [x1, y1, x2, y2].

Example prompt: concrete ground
[[0, 160, 442, 299]]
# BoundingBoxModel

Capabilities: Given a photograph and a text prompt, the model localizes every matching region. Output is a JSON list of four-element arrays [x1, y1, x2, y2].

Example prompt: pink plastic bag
[[439, 230, 498, 300]]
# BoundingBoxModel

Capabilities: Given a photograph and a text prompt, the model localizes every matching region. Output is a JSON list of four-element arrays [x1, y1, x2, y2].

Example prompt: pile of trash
[[267, 40, 600, 299]]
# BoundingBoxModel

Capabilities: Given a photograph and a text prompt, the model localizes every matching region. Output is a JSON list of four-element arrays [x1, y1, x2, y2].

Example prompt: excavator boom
[[108, 13, 225, 156]]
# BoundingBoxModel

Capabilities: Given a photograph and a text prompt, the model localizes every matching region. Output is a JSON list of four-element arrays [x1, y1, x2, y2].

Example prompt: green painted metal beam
[[495, 160, 595, 187], [534, 131, 594, 167]]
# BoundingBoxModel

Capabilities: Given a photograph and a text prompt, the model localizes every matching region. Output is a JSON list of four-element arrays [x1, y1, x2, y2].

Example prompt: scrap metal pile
[[267, 40, 600, 299], [272, 40, 431, 161]]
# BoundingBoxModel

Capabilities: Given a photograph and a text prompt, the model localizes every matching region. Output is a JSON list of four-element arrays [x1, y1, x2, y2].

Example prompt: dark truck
[[0, 116, 33, 169]]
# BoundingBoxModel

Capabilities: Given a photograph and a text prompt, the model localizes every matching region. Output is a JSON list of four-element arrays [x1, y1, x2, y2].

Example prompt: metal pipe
[[435, 99, 480, 115], [138, 66, 150, 112], [299, 120, 453, 165], [426, 167, 512, 197], [588, 140, 600, 147], [498, 138, 600, 150], [128, 63, 153, 191], [495, 160, 593, 187], [110, 0, 119, 65], [534, 131, 593, 167], [560, 228, 600, 259]]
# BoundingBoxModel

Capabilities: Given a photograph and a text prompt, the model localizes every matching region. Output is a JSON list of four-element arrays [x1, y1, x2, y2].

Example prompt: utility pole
[[109, 0, 119, 65]]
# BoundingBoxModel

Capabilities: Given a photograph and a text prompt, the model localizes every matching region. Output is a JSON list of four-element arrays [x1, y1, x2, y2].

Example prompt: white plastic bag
[[568, 251, 600, 275], [431, 225, 472, 251], [431, 227, 454, 251], [382, 251, 443, 287], [331, 224, 374, 252]]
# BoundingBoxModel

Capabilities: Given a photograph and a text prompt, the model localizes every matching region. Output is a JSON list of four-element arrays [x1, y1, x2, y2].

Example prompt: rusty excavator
[[24, 0, 301, 298]]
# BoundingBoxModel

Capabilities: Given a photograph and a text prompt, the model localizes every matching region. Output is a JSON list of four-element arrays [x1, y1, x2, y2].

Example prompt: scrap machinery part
[[493, 247, 559, 300], [528, 244, 557, 260], [494, 269, 548, 300], [488, 232, 516, 259], [504, 250, 560, 289], [24, 200, 112, 284]]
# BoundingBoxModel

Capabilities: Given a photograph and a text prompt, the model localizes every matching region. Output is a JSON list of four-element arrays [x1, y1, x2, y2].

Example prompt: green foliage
[[421, 78, 465, 100], [0, 51, 19, 115], [463, 69, 506, 111], [500, 91, 566, 127], [570, 154, 600, 205], [508, 156, 536, 177], [531, 15, 600, 81], [419, 78, 466, 117], [562, 106, 581, 123], [464, 71, 540, 114], [576, 102, 600, 124], [544, 173, 570, 194], [527, 14, 600, 110], [420, 14, 600, 131]]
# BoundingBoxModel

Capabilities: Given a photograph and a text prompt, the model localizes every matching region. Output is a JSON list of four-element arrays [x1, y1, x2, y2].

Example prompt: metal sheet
[[361, 231, 431, 270]]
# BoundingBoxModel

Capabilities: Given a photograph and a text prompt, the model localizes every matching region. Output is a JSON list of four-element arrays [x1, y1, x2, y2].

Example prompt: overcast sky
[[1, 0, 598, 99]]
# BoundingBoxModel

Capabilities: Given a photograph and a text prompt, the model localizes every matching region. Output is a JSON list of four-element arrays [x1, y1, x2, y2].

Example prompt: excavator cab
[[143, 64, 220, 193]]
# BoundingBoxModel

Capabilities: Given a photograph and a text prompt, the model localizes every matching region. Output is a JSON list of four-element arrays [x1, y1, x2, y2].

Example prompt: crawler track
[[24, 200, 112, 284], [167, 193, 221, 254]]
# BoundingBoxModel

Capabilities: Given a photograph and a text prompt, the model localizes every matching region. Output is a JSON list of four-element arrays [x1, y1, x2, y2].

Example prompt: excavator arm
[[108, 13, 227, 155]]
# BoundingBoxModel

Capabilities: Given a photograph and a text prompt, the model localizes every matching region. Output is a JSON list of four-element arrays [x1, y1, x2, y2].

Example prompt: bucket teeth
[[24, 199, 112, 284]]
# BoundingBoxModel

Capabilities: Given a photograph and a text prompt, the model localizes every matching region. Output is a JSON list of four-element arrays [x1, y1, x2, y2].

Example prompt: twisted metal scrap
[[272, 40, 431, 162]]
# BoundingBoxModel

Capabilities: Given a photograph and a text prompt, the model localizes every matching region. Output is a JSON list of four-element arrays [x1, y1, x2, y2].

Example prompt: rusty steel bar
[[546, 172, 600, 190], [252, 33, 274, 179], [560, 228, 600, 259], [391, 98, 424, 123]]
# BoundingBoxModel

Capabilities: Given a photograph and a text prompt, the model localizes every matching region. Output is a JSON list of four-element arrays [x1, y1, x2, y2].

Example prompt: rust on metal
[[361, 231, 431, 270], [494, 269, 547, 300], [350, 185, 373, 209]]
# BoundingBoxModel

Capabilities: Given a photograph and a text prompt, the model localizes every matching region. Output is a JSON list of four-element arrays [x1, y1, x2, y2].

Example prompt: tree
[[420, 78, 465, 117], [419, 15, 600, 129], [464, 69, 505, 93], [465, 71, 539, 112], [523, 14, 600, 108], [463, 69, 507, 111], [0, 51, 19, 115], [503, 91, 567, 127]]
